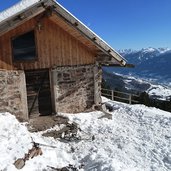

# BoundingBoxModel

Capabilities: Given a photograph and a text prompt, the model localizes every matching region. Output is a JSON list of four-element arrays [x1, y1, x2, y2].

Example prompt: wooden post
[[111, 90, 114, 101], [20, 71, 29, 121], [129, 94, 132, 104], [51, 69, 58, 114], [93, 63, 102, 105]]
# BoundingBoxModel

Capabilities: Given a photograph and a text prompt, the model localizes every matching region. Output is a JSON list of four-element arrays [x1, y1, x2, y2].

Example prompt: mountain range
[[103, 47, 171, 100], [105, 47, 171, 85]]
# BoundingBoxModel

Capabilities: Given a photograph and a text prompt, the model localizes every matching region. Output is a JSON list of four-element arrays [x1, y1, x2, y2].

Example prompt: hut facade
[[0, 0, 126, 121]]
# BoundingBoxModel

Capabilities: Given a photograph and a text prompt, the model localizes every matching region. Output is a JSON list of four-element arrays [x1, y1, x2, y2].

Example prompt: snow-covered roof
[[0, 0, 40, 22], [0, 0, 126, 66]]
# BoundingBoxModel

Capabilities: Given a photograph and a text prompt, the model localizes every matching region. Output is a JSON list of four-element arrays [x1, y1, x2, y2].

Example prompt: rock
[[14, 158, 25, 170]]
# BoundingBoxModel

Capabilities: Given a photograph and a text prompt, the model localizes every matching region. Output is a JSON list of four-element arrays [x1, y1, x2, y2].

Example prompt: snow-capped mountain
[[105, 47, 171, 86], [103, 48, 171, 101], [119, 47, 171, 58]]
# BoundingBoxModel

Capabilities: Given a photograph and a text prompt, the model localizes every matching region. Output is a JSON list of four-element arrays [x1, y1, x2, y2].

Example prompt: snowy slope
[[147, 84, 171, 100], [1, 98, 171, 171]]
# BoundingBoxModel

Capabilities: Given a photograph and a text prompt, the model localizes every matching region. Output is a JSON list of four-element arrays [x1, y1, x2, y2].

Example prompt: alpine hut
[[0, 0, 127, 121]]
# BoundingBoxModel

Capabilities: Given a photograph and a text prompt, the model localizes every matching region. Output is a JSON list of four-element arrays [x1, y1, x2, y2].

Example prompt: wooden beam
[[102, 63, 135, 68]]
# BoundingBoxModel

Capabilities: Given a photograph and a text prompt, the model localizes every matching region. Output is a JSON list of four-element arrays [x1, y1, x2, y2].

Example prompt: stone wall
[[0, 70, 28, 121], [0, 65, 102, 120], [52, 64, 101, 113]]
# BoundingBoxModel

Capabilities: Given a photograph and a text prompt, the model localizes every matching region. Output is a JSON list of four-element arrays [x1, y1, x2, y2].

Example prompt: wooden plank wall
[[0, 16, 96, 70]]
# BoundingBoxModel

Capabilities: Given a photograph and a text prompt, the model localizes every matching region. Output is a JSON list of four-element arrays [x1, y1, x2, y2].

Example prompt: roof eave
[[0, 0, 53, 36]]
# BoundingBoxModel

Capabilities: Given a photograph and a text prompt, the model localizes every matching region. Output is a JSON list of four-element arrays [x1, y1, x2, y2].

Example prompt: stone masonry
[[0, 70, 28, 121], [52, 64, 101, 113], [0, 65, 102, 120]]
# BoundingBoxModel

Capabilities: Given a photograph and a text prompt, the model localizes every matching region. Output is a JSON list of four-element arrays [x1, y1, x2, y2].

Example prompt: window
[[12, 31, 36, 61]]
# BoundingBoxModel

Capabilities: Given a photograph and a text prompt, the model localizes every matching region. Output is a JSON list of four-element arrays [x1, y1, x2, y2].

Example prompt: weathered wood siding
[[0, 16, 96, 70]]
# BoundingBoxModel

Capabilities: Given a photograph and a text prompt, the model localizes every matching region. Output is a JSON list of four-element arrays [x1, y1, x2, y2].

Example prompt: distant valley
[[103, 47, 171, 101], [105, 47, 171, 85]]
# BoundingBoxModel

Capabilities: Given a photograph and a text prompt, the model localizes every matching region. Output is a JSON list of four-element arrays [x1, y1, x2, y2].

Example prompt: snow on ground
[[1, 98, 171, 171], [0, 113, 74, 171], [147, 85, 171, 101]]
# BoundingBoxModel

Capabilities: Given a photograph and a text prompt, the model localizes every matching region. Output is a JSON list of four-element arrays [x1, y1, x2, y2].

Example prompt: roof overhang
[[0, 0, 127, 66], [0, 0, 52, 36]]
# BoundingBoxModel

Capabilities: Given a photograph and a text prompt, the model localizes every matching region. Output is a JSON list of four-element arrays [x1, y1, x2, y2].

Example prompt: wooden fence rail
[[101, 88, 140, 104]]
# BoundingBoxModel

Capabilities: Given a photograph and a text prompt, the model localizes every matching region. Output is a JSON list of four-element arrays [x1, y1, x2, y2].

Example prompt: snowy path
[[0, 98, 171, 171]]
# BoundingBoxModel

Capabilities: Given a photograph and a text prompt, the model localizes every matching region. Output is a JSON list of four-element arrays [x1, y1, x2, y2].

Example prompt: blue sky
[[0, 0, 171, 50]]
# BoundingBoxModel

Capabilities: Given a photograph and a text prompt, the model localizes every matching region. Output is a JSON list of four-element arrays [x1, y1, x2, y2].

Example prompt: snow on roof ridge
[[0, 0, 40, 23]]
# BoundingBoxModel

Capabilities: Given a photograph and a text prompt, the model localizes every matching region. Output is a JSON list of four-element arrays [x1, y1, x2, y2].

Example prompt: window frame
[[11, 29, 38, 62]]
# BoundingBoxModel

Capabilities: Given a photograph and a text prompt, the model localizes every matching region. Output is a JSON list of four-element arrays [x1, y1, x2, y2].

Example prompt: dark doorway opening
[[25, 69, 52, 118]]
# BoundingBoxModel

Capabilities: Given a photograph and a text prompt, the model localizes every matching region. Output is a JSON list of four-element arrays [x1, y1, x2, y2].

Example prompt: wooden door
[[25, 69, 52, 118]]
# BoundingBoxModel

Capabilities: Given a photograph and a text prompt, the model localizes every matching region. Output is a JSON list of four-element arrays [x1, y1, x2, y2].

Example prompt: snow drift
[[0, 98, 171, 171]]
